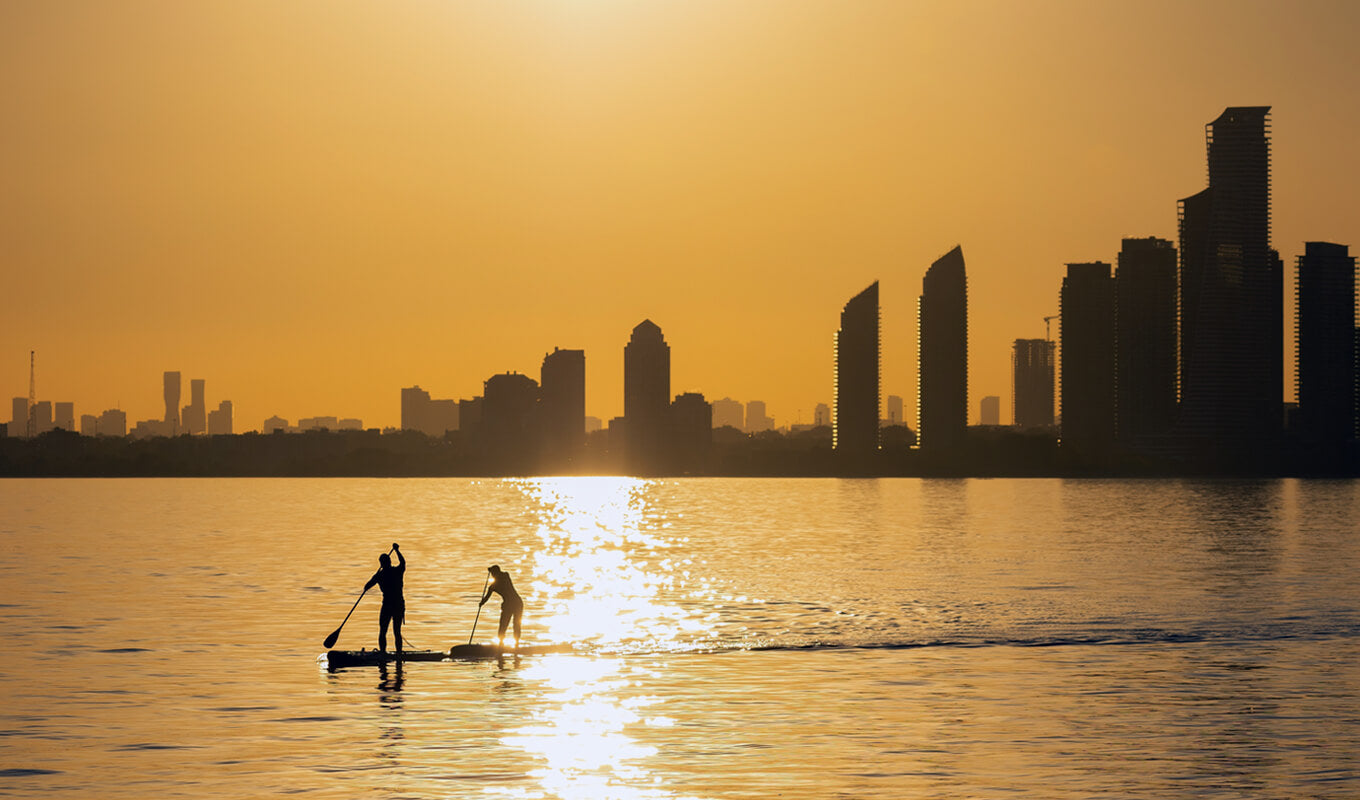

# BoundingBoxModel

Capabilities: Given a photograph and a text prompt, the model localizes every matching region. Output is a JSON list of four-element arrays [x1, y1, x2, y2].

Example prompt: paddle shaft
[[324, 586, 368, 648], [323, 546, 395, 648], [468, 572, 491, 644]]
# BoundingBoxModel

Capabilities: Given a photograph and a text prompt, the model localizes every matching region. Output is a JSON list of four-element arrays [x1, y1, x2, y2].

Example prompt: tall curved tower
[[833, 282, 880, 457], [918, 246, 968, 451]]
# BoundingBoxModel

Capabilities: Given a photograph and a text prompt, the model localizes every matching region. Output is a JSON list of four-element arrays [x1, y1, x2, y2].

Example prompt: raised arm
[[393, 543, 405, 569]]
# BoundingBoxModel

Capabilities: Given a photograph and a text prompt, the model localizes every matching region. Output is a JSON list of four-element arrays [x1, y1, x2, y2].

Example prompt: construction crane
[[1043, 316, 1058, 342], [27, 350, 35, 438]]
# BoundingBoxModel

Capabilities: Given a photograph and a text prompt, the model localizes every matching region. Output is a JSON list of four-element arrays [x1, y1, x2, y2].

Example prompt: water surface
[[0, 477, 1356, 798]]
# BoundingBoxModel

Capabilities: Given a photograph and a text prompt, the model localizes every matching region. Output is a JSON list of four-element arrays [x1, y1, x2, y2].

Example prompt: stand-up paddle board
[[321, 643, 572, 669]]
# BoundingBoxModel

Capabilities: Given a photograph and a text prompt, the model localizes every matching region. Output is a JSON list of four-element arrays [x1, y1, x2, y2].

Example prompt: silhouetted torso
[[367, 562, 405, 609], [489, 571, 521, 607]]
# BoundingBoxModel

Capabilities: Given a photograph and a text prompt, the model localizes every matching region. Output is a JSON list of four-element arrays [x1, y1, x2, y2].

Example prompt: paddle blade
[[323, 628, 341, 649]]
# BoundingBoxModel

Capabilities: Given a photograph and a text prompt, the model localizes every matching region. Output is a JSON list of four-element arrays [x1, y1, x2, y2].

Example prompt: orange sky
[[3, 1, 1357, 431]]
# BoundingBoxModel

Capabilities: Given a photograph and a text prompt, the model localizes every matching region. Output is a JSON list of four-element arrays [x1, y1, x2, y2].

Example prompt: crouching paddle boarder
[[479, 564, 523, 650], [364, 543, 405, 654]]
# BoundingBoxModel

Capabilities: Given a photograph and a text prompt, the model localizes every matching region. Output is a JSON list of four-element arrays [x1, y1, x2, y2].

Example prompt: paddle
[[322, 546, 392, 649], [468, 571, 491, 645]]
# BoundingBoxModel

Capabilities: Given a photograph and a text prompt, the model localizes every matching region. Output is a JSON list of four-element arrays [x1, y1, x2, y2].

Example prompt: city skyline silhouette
[[3, 3, 1358, 437]]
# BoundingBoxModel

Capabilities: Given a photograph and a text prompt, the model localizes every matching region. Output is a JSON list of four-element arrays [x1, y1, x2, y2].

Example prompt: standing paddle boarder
[[364, 543, 406, 654], [479, 564, 523, 649]]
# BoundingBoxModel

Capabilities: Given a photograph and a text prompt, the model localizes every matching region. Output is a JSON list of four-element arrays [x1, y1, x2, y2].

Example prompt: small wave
[[116, 743, 196, 751], [0, 768, 60, 777], [274, 716, 345, 723], [601, 622, 1360, 658], [99, 648, 150, 654]]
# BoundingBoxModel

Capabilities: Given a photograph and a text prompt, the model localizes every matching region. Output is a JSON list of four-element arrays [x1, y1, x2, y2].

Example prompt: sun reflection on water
[[515, 478, 715, 652], [496, 478, 710, 800]]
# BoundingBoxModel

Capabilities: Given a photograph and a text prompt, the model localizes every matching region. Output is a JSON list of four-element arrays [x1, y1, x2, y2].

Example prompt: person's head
[[488, 564, 501, 576], [379, 553, 392, 568]]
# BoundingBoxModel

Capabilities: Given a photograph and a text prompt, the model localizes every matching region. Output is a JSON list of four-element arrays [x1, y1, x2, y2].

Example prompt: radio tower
[[27, 350, 36, 439]]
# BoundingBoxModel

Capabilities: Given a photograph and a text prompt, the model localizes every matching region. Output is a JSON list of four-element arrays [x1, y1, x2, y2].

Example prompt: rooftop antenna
[[27, 350, 35, 438], [1043, 315, 1058, 342]]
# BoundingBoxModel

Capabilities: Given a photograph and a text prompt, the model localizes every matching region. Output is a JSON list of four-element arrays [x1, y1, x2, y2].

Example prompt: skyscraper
[[886, 395, 904, 426], [1060, 262, 1116, 454], [163, 371, 181, 434], [711, 397, 744, 430], [918, 246, 967, 451], [670, 392, 713, 472], [11, 397, 28, 439], [183, 378, 206, 435], [1296, 242, 1357, 448], [401, 386, 432, 433], [623, 320, 670, 470], [979, 395, 1000, 426], [1116, 237, 1178, 442], [207, 401, 233, 436], [1013, 338, 1055, 429], [54, 402, 74, 432], [540, 347, 586, 468], [834, 281, 879, 456], [745, 400, 773, 433], [1177, 106, 1282, 464], [483, 372, 540, 468]]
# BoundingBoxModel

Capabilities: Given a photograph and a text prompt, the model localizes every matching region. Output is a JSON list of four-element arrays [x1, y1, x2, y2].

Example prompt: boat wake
[[586, 617, 1360, 658]]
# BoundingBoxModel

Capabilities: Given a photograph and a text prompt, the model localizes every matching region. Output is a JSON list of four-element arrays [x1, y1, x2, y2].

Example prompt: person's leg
[[498, 605, 511, 644], [378, 606, 391, 652], [393, 606, 403, 654], [512, 605, 522, 644]]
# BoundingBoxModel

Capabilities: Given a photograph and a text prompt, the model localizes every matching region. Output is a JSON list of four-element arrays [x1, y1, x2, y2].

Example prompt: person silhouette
[[364, 543, 406, 654], [479, 564, 523, 649]]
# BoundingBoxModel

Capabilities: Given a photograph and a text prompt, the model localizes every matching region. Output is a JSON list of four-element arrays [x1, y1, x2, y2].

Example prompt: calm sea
[[0, 477, 1357, 799]]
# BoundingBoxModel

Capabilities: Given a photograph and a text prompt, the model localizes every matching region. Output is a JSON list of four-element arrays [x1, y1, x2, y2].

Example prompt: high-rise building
[[1296, 242, 1357, 447], [80, 414, 98, 436], [540, 348, 586, 468], [834, 282, 879, 456], [745, 400, 773, 433], [919, 247, 968, 451], [10, 398, 27, 439], [484, 373, 539, 468], [979, 395, 1001, 426], [670, 392, 713, 471], [98, 408, 127, 437], [54, 402, 74, 432], [814, 403, 831, 427], [711, 397, 744, 430], [1060, 262, 1116, 454], [1177, 106, 1282, 464], [1013, 338, 1056, 429], [624, 320, 671, 469], [402, 385, 432, 433], [182, 379, 206, 435], [457, 397, 483, 437], [207, 401, 233, 435], [1116, 237, 1178, 442], [401, 386, 458, 437], [886, 395, 904, 425], [163, 372, 182, 435], [163, 371, 181, 434], [32, 401, 53, 435]]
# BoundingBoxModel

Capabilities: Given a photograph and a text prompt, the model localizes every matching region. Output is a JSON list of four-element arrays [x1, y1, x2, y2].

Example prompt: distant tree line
[[1, 426, 1351, 478]]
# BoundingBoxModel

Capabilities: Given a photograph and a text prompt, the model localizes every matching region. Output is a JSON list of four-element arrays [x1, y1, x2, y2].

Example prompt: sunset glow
[[4, 2, 1356, 431]]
